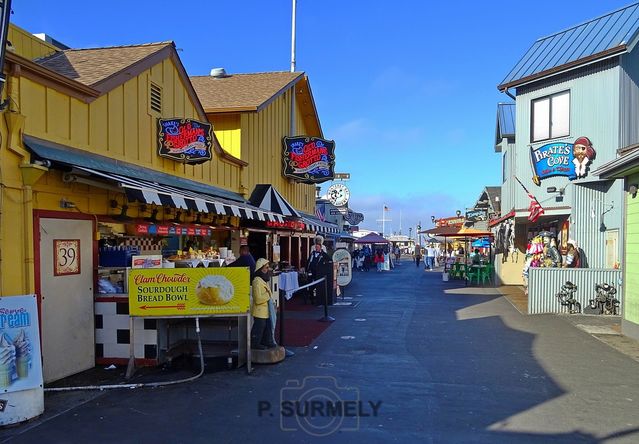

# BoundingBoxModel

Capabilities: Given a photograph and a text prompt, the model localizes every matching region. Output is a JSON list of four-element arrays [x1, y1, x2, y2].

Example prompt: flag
[[515, 176, 545, 223], [527, 192, 545, 222], [315, 206, 325, 222], [384, 205, 390, 212]]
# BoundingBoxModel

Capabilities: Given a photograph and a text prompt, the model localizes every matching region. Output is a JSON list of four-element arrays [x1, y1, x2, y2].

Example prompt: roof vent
[[210, 68, 229, 78]]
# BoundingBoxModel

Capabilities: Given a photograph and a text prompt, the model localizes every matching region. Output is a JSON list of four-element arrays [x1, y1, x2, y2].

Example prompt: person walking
[[415, 247, 422, 268], [425, 245, 436, 271], [374, 249, 385, 272]]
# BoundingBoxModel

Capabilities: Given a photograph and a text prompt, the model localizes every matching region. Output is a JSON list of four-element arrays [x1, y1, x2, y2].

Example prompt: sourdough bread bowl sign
[[128, 268, 250, 317]]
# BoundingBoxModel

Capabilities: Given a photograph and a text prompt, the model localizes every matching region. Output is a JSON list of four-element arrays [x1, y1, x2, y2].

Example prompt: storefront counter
[[528, 268, 623, 314]]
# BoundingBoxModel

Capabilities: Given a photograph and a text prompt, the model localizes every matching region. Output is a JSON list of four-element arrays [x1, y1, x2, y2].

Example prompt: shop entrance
[[291, 236, 300, 268], [38, 217, 95, 382], [248, 231, 267, 262]]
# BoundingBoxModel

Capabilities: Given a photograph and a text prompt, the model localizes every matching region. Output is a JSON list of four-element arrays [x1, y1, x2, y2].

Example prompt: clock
[[327, 184, 350, 207]]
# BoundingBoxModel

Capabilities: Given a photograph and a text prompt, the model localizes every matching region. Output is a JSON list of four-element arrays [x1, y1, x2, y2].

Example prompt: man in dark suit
[[306, 240, 331, 304]]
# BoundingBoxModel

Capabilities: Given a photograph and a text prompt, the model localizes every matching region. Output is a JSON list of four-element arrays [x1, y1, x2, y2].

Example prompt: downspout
[[0, 0, 13, 295], [503, 87, 516, 101]]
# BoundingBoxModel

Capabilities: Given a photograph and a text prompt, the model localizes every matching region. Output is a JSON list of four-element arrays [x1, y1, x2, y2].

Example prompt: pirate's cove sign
[[158, 118, 212, 164], [530, 136, 596, 185], [282, 136, 335, 184]]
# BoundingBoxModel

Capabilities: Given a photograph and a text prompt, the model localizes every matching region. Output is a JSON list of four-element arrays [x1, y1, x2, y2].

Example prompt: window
[[531, 91, 569, 142], [150, 82, 162, 114]]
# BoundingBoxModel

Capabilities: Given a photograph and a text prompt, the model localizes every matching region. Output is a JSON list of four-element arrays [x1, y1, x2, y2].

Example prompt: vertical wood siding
[[19, 58, 241, 191], [8, 24, 58, 60], [625, 172, 639, 324], [241, 88, 315, 214]]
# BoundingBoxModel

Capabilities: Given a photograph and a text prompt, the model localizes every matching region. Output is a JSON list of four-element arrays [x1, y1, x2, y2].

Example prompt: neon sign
[[158, 118, 212, 164], [266, 220, 306, 231], [282, 136, 335, 184]]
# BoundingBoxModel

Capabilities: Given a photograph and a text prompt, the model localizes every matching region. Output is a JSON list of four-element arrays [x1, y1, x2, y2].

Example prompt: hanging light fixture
[[144, 208, 159, 223]]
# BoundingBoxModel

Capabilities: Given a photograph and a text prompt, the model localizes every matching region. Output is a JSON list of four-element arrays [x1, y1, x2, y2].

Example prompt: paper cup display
[[195, 275, 234, 305], [16, 356, 31, 379], [0, 333, 16, 388]]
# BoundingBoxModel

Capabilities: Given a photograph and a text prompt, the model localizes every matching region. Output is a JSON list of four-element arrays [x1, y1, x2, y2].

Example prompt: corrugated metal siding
[[528, 268, 623, 314], [512, 62, 620, 212], [571, 180, 623, 268], [501, 140, 517, 213], [500, 3, 639, 87], [619, 52, 639, 148]]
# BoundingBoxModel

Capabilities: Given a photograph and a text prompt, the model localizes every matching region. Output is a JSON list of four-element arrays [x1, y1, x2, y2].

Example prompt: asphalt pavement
[[2, 260, 639, 443]]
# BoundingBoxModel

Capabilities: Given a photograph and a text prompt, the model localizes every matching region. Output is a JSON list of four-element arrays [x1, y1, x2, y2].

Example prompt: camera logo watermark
[[257, 376, 382, 437]]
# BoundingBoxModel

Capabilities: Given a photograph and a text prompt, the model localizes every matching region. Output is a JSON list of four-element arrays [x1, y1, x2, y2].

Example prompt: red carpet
[[275, 318, 331, 347], [281, 294, 318, 312]]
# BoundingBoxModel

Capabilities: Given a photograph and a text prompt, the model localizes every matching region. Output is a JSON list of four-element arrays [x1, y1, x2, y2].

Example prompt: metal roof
[[592, 144, 639, 178], [497, 103, 516, 138], [499, 2, 639, 90]]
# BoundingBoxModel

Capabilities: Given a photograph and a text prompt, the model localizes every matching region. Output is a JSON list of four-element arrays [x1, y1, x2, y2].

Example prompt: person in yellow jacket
[[251, 258, 276, 349]]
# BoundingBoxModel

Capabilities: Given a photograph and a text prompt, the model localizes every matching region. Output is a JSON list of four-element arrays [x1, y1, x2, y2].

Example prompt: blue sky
[[12, 0, 633, 234]]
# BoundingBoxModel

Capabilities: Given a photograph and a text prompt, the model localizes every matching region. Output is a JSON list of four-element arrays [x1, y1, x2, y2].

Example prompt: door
[[39, 218, 94, 382]]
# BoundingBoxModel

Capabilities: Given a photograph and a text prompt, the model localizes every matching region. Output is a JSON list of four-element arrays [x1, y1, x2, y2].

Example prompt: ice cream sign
[[0, 295, 43, 393], [530, 137, 596, 185], [157, 118, 212, 164], [282, 136, 336, 184], [128, 268, 250, 317]]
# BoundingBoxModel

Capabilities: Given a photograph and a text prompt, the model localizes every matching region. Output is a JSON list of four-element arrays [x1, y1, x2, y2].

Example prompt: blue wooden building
[[493, 3, 639, 311]]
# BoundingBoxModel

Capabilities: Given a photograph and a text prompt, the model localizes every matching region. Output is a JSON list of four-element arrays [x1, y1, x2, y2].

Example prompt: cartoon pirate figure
[[572, 136, 596, 178]]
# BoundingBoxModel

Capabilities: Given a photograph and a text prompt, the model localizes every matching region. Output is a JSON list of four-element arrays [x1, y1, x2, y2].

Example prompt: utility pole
[[290, 0, 297, 73], [289, 0, 297, 136]]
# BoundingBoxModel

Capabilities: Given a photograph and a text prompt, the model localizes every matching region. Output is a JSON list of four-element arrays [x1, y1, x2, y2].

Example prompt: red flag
[[527, 193, 545, 222]]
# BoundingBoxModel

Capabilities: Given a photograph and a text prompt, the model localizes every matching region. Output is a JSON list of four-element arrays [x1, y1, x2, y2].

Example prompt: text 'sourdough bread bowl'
[[196, 275, 234, 305]]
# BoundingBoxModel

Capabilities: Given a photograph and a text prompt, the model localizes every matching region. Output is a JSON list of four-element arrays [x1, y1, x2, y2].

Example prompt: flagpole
[[382, 204, 385, 237], [514, 176, 541, 205], [515, 176, 545, 222]]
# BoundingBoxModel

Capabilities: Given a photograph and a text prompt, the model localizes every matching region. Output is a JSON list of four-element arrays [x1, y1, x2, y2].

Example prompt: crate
[[99, 246, 140, 267]]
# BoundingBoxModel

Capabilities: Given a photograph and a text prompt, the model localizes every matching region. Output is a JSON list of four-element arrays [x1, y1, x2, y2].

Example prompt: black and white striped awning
[[248, 185, 302, 218], [300, 214, 340, 234], [73, 166, 284, 222]]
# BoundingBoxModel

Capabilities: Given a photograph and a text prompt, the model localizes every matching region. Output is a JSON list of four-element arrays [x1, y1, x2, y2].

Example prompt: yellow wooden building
[[0, 23, 332, 381]]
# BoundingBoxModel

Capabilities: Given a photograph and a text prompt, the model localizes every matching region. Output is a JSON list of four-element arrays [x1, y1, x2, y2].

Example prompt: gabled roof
[[191, 71, 323, 136], [32, 41, 209, 122], [499, 2, 639, 90], [473, 187, 501, 213], [36, 42, 172, 89], [191, 72, 302, 112]]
